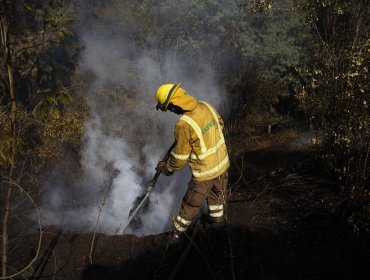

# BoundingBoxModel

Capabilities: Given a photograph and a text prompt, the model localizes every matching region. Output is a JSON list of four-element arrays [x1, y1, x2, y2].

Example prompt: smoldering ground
[[41, 2, 228, 236]]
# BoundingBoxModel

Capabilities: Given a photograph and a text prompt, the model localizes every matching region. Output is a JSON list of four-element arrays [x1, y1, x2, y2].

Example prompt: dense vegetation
[[0, 0, 369, 277], [296, 0, 369, 232]]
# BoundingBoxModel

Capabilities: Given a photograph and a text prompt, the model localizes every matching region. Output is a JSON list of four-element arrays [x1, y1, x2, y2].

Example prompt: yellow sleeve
[[166, 123, 192, 172]]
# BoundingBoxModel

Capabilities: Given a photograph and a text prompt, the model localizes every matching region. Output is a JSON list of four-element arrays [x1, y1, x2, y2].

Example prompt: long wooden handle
[[147, 141, 176, 191], [163, 141, 176, 161], [127, 142, 177, 224]]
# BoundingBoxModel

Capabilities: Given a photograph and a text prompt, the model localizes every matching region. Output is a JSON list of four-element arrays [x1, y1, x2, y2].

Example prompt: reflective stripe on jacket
[[167, 101, 229, 181]]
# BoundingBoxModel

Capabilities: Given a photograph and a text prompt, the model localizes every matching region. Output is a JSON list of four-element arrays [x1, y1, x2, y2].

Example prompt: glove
[[156, 161, 173, 176]]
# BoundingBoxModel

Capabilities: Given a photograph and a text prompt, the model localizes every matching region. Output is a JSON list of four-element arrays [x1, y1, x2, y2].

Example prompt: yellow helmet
[[156, 82, 182, 111]]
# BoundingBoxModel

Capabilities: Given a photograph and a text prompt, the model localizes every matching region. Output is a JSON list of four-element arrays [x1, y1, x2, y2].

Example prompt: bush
[[297, 0, 370, 213]]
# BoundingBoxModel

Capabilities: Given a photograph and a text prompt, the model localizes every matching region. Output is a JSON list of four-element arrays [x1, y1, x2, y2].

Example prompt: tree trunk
[[1, 12, 17, 278]]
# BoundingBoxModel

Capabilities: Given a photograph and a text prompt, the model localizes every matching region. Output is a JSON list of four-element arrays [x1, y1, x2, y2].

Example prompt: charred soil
[[11, 136, 370, 280]]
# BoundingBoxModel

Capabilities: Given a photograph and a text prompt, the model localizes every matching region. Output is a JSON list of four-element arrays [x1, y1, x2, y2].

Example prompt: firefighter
[[155, 83, 229, 243]]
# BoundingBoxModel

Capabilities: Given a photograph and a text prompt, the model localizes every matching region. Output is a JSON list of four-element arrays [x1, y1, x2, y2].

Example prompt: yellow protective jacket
[[166, 92, 229, 181]]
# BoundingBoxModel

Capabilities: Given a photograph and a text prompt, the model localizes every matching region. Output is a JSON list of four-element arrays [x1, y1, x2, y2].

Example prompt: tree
[[296, 0, 370, 210], [0, 1, 74, 277]]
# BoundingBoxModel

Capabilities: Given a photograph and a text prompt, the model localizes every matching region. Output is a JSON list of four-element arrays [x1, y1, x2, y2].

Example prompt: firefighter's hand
[[156, 161, 173, 176]]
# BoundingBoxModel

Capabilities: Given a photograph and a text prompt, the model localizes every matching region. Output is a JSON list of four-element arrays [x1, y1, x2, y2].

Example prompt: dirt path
[[11, 141, 370, 280]]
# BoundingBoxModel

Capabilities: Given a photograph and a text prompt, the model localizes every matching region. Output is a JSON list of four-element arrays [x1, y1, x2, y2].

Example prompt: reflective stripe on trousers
[[208, 204, 224, 218], [173, 215, 192, 233]]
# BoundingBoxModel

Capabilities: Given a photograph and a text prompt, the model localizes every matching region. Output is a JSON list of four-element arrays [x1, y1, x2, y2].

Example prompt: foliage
[[221, 0, 313, 127], [77, 0, 311, 83], [0, 0, 77, 165], [37, 109, 85, 160], [237, 0, 312, 82], [32, 87, 73, 120], [0, 0, 76, 109], [0, 2, 79, 275], [296, 0, 370, 212], [0, 108, 37, 167]]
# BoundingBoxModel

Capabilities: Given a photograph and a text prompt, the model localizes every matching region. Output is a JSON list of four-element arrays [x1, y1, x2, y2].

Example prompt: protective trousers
[[173, 171, 228, 234]]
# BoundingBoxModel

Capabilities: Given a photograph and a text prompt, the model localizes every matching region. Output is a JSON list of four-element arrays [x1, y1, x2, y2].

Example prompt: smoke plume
[[41, 1, 227, 236]]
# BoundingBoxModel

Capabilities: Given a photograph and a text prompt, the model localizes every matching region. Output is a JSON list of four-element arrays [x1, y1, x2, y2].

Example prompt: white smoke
[[42, 111, 189, 235], [41, 3, 226, 236]]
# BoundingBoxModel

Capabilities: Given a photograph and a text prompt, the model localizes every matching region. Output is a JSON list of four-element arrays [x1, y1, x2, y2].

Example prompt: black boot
[[201, 214, 224, 229], [167, 231, 185, 248]]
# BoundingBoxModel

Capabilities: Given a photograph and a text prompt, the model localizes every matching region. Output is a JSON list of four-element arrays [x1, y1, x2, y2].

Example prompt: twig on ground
[[249, 186, 270, 209], [224, 192, 236, 280], [0, 181, 42, 280], [229, 155, 244, 193], [8, 215, 25, 256], [51, 250, 57, 280], [167, 221, 204, 280], [227, 233, 236, 280], [230, 155, 258, 196], [89, 164, 116, 265]]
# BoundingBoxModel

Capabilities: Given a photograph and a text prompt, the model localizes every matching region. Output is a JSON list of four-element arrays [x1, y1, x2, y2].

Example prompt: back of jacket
[[167, 101, 229, 181]]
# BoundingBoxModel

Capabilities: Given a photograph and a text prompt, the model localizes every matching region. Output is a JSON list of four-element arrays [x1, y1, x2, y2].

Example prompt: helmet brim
[[157, 82, 183, 111], [156, 102, 165, 111]]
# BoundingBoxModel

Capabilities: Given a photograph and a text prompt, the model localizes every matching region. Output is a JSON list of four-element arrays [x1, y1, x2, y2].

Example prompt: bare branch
[[0, 181, 43, 280]]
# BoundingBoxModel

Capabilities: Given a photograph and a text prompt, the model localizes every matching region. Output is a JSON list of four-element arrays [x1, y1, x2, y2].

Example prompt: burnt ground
[[10, 138, 370, 280]]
